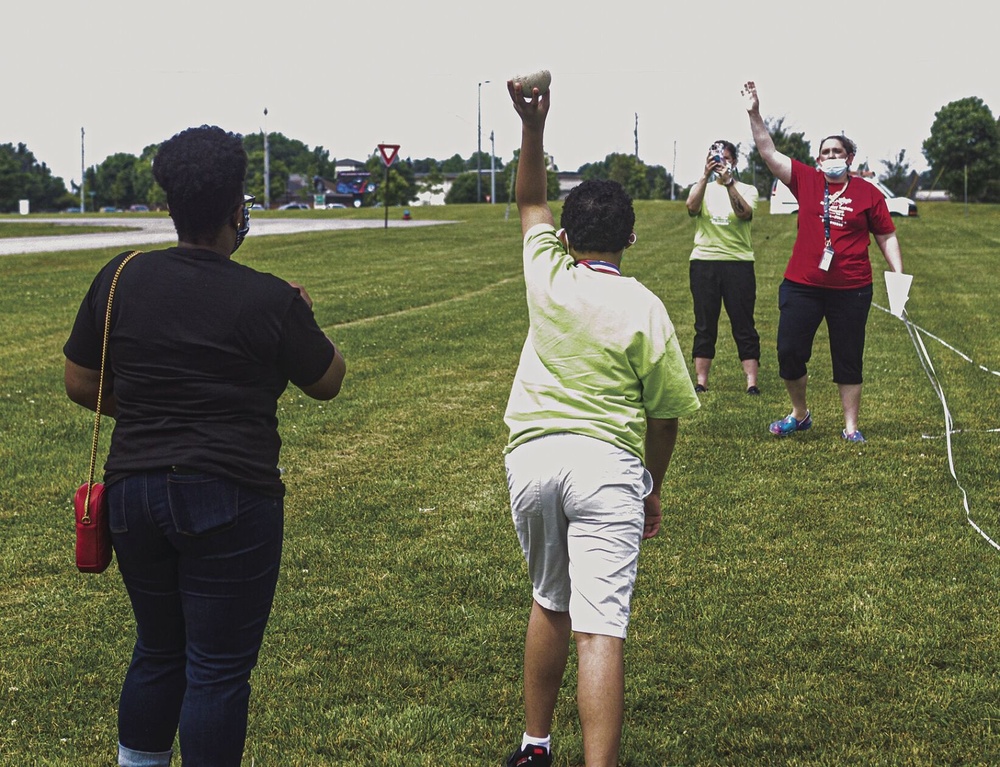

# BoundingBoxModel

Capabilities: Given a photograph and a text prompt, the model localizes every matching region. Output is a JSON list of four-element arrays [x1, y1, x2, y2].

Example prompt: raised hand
[[741, 81, 759, 114]]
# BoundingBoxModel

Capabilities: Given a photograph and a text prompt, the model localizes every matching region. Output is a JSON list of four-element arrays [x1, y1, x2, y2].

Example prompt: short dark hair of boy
[[153, 125, 248, 242], [560, 179, 635, 254]]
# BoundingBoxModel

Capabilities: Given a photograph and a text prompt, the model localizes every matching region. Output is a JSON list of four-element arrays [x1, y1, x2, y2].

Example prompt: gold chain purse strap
[[82, 250, 142, 523]]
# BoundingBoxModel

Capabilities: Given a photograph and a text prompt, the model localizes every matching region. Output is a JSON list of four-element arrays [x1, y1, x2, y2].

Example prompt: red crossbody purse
[[74, 251, 141, 573]]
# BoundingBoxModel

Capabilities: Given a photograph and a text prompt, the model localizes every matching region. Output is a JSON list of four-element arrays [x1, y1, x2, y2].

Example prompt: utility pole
[[634, 113, 639, 158]]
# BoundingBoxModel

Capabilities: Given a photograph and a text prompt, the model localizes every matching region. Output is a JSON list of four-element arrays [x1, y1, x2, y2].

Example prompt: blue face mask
[[820, 158, 849, 179]]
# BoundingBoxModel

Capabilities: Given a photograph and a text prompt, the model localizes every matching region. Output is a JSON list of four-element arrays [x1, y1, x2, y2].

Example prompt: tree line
[[2, 95, 999, 213]]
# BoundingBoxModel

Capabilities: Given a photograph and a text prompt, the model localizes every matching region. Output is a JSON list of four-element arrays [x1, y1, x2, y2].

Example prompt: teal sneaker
[[769, 411, 812, 436], [842, 429, 866, 443]]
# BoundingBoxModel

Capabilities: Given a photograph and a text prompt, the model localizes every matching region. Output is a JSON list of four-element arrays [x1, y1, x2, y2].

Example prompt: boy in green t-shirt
[[502, 77, 699, 767]]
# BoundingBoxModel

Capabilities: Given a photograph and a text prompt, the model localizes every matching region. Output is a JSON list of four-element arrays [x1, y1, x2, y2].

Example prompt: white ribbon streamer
[[873, 302, 1000, 552]]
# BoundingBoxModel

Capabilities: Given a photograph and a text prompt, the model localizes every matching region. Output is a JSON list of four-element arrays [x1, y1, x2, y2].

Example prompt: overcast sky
[[5, 0, 996, 191]]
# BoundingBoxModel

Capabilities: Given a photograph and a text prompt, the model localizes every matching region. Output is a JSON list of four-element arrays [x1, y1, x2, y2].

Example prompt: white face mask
[[820, 158, 849, 179]]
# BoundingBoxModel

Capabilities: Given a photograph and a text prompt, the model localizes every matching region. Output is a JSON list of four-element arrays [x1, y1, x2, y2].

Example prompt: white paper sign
[[885, 271, 913, 318]]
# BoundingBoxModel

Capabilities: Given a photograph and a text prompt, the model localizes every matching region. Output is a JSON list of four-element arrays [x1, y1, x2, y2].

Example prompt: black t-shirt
[[64, 247, 336, 496]]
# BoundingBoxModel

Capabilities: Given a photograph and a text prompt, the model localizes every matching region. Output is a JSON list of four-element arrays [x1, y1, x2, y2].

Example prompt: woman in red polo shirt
[[742, 81, 904, 443]]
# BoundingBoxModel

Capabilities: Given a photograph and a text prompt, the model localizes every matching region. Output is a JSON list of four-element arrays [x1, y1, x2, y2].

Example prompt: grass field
[[0, 222, 139, 238], [1, 201, 998, 766]]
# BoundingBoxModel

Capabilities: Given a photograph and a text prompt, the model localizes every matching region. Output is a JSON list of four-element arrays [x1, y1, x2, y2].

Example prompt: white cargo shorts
[[505, 433, 652, 639]]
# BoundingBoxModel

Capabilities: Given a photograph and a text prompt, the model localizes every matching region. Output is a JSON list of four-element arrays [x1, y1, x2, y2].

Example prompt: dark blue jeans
[[109, 472, 283, 767]]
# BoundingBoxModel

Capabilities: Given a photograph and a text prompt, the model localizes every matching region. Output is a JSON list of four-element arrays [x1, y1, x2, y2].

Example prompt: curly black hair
[[559, 179, 635, 254], [152, 125, 247, 242]]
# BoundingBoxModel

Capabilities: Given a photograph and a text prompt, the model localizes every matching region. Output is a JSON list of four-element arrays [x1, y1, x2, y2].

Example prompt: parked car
[[770, 175, 918, 217], [99, 206, 122, 213], [325, 202, 347, 209], [128, 204, 150, 212], [277, 201, 311, 210], [62, 206, 82, 213]]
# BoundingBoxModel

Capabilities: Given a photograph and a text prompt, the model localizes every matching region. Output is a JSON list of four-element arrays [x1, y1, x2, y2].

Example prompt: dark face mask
[[232, 195, 254, 254]]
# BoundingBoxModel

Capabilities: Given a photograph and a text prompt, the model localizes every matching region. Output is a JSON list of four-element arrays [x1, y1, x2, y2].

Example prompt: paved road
[[0, 216, 453, 256]]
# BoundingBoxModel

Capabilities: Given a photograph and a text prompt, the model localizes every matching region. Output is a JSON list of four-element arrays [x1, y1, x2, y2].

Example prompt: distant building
[[289, 159, 375, 208], [408, 169, 585, 206], [412, 172, 461, 206], [556, 172, 584, 200], [914, 189, 951, 202]]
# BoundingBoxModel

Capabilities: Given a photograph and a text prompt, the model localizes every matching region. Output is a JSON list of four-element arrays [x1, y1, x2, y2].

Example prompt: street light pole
[[477, 80, 489, 203]]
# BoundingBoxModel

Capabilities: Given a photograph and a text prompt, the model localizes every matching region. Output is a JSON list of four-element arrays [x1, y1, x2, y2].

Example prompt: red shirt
[[785, 159, 895, 289]]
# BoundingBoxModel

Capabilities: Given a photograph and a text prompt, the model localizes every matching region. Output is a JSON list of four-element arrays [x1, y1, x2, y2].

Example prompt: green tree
[[244, 149, 290, 208], [578, 154, 674, 200], [922, 96, 1000, 202], [547, 165, 560, 202], [418, 164, 445, 199], [492, 162, 515, 204], [468, 150, 492, 172], [744, 117, 812, 199], [410, 157, 439, 174], [134, 144, 167, 210], [243, 132, 337, 203], [364, 154, 418, 207], [0, 142, 72, 212], [879, 149, 913, 197], [446, 169, 520, 204], [647, 164, 672, 199], [440, 153, 467, 173], [312, 146, 337, 180], [89, 152, 143, 209], [486, 149, 556, 205], [608, 154, 650, 199], [444, 172, 483, 204]]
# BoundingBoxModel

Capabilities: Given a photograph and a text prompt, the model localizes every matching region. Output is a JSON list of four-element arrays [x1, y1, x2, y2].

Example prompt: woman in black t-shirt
[[64, 125, 345, 767]]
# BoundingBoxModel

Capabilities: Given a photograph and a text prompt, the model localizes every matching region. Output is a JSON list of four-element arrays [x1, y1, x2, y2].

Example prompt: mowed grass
[[0, 221, 139, 238], [1, 201, 998, 766]]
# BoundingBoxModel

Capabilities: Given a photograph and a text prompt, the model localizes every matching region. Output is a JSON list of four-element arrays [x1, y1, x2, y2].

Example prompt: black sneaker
[[746, 385, 760, 395], [506, 743, 552, 767], [694, 384, 707, 393]]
